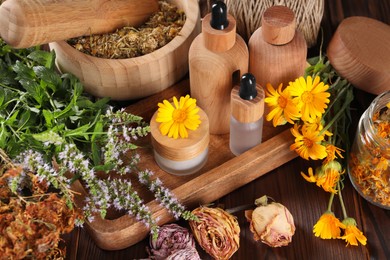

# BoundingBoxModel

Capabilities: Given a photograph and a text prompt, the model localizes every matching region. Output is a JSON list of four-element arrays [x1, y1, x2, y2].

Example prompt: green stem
[[338, 181, 348, 219], [327, 192, 335, 212], [320, 88, 353, 136]]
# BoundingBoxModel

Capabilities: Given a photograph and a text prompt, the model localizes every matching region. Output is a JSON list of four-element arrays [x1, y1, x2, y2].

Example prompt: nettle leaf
[[27, 50, 55, 69]]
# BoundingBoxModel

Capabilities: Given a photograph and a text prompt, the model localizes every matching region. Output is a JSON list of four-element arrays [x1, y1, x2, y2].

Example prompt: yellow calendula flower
[[290, 124, 327, 160], [301, 161, 343, 193], [339, 218, 367, 246], [264, 83, 301, 127], [288, 76, 330, 122], [317, 161, 343, 193], [323, 144, 344, 165], [313, 211, 345, 239], [156, 95, 201, 139]]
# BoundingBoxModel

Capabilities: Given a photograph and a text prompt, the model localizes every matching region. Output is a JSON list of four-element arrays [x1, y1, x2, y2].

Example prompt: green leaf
[[91, 142, 101, 166], [6, 110, 19, 126], [32, 130, 64, 145], [93, 163, 116, 172], [42, 109, 54, 128], [18, 110, 31, 129], [0, 123, 10, 148], [13, 60, 35, 80], [0, 88, 5, 107], [33, 65, 61, 92], [19, 79, 43, 106], [64, 123, 91, 140], [91, 119, 103, 142], [27, 50, 55, 69]]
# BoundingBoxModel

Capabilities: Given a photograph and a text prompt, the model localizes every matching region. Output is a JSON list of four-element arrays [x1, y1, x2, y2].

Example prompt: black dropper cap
[[239, 73, 257, 100], [210, 1, 229, 30]]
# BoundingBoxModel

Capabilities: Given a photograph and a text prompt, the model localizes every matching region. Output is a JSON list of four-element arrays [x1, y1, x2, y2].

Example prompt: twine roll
[[224, 0, 324, 46]]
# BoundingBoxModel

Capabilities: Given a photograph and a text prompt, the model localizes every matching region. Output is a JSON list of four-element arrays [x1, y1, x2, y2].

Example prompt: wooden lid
[[202, 13, 237, 52], [150, 107, 209, 161], [327, 16, 390, 95], [262, 5, 296, 45], [231, 85, 265, 123]]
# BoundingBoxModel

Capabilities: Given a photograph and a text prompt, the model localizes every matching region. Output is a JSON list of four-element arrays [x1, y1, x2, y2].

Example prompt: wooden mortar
[[49, 0, 201, 100]]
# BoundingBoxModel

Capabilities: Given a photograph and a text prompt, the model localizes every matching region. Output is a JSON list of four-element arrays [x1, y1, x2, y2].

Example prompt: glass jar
[[348, 91, 390, 209]]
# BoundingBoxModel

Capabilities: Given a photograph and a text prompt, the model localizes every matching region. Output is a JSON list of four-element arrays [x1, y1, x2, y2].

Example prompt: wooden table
[[63, 1, 390, 259]]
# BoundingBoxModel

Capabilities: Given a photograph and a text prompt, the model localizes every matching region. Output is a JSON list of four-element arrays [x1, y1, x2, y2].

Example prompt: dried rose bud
[[166, 247, 201, 260], [245, 195, 295, 247], [189, 206, 240, 260], [149, 223, 199, 260]]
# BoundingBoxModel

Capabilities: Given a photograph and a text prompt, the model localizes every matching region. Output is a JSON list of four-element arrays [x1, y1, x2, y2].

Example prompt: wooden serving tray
[[71, 79, 297, 250]]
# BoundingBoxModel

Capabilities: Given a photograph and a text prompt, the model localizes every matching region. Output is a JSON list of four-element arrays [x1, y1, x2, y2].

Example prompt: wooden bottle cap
[[231, 85, 265, 123], [202, 13, 237, 52], [150, 106, 209, 161], [262, 5, 296, 45]]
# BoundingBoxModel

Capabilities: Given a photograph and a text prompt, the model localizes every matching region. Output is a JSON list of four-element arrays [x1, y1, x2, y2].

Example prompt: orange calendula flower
[[323, 144, 344, 165], [265, 83, 301, 127], [156, 95, 201, 139], [339, 218, 367, 246], [290, 124, 327, 160], [288, 76, 330, 122], [301, 161, 343, 193], [313, 211, 345, 239]]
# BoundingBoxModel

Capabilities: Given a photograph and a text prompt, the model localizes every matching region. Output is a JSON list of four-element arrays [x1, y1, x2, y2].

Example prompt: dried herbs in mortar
[[68, 1, 186, 59]]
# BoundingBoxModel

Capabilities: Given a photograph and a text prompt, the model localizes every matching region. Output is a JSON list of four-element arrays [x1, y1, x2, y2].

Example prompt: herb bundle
[[0, 38, 195, 256]]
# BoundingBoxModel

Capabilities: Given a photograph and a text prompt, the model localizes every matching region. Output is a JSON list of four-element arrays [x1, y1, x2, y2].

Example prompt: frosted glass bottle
[[230, 73, 264, 156]]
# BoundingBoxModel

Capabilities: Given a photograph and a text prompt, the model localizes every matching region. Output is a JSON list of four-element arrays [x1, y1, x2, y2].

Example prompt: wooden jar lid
[[231, 85, 264, 123], [327, 16, 390, 95], [202, 13, 237, 52], [150, 107, 209, 161], [262, 5, 296, 45]]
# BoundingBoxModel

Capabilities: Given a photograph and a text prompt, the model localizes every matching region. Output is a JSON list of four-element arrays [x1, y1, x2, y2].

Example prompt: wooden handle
[[0, 0, 159, 48]]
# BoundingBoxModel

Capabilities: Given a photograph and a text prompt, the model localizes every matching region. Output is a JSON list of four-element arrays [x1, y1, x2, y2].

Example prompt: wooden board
[[71, 79, 298, 250]]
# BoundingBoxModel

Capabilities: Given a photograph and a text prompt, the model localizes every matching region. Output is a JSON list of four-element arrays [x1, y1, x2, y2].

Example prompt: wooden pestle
[[0, 0, 159, 48]]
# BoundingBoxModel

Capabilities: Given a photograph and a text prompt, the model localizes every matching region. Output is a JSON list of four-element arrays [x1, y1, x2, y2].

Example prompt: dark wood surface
[[63, 1, 390, 259]]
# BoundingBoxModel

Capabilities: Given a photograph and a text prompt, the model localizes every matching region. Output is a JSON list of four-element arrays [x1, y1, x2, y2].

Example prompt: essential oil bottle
[[230, 73, 264, 156], [189, 0, 248, 134]]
